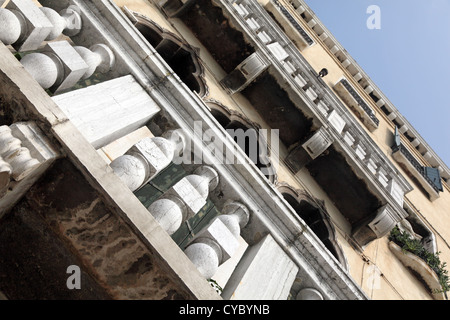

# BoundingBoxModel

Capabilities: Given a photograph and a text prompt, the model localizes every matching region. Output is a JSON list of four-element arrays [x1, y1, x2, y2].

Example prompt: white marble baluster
[[110, 154, 147, 192], [20, 52, 60, 90], [111, 130, 186, 192], [20, 41, 114, 93], [40, 5, 82, 41], [74, 44, 115, 79], [1, 1, 81, 49], [184, 201, 249, 279], [0, 125, 40, 181], [4, 0, 54, 51], [148, 165, 219, 235], [0, 8, 22, 45]]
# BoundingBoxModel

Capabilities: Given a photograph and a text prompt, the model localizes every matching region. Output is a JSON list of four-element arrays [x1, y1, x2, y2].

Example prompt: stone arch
[[131, 13, 208, 97], [278, 184, 348, 269], [205, 100, 277, 184]]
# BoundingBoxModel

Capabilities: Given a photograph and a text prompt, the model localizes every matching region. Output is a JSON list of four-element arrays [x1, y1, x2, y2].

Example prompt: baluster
[[0, 8, 22, 45], [20, 40, 115, 93], [0, 1, 82, 49], [40, 5, 82, 41], [0, 125, 39, 181], [110, 130, 185, 192], [148, 165, 219, 235], [3, 0, 53, 51], [184, 201, 249, 279], [73, 44, 115, 80]]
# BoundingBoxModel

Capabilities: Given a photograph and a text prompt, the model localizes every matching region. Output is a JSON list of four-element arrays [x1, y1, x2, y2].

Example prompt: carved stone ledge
[[389, 241, 446, 300]]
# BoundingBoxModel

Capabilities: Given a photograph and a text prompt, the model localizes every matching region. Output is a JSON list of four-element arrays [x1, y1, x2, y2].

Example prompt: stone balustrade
[[0, 1, 114, 94], [0, 0, 81, 51], [182, 199, 326, 300], [20, 40, 115, 93], [148, 165, 219, 235]]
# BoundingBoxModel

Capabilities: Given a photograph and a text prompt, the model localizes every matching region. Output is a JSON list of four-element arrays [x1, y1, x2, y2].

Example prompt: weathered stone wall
[[0, 158, 192, 299]]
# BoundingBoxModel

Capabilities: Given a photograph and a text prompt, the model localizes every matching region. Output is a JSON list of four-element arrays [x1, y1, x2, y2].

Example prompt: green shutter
[[424, 167, 443, 192]]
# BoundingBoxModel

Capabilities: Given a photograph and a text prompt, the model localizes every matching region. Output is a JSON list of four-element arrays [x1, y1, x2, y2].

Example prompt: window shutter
[[424, 167, 443, 192], [393, 126, 401, 148]]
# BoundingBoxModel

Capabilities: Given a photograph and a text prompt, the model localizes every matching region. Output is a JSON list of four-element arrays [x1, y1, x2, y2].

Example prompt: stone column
[[148, 166, 219, 235], [110, 130, 186, 192], [183, 201, 250, 279]]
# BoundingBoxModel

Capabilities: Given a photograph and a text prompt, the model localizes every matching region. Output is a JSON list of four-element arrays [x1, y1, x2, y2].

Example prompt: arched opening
[[279, 186, 347, 268], [133, 16, 207, 97], [208, 103, 276, 183]]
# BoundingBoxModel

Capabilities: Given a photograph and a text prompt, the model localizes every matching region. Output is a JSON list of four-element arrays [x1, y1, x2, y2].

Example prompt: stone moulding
[[388, 241, 446, 300]]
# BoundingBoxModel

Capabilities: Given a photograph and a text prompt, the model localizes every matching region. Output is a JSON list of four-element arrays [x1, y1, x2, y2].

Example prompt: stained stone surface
[[0, 159, 192, 299]]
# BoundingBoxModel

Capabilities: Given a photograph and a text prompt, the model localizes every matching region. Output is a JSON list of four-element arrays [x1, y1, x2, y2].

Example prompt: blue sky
[[304, 0, 450, 167]]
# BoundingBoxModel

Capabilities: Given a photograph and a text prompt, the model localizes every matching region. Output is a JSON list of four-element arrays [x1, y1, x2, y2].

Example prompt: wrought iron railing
[[392, 143, 441, 194], [340, 79, 380, 127], [273, 0, 314, 46]]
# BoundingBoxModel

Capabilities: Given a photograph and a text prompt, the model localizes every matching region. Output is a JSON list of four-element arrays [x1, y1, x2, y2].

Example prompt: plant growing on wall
[[389, 226, 449, 296]]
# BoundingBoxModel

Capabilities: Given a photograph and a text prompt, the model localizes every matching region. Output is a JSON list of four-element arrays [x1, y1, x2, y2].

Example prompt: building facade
[[0, 0, 449, 300]]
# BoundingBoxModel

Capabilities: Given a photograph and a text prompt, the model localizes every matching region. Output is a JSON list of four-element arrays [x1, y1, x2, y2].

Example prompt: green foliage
[[208, 279, 223, 294], [389, 226, 450, 294]]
